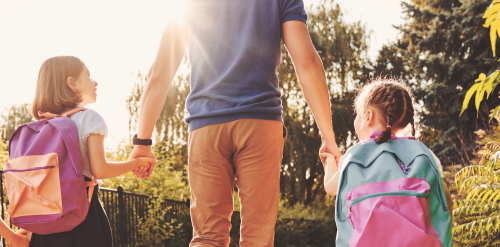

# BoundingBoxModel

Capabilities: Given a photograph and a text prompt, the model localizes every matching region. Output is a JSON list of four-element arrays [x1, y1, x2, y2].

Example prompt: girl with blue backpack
[[20, 56, 156, 247], [322, 79, 453, 247]]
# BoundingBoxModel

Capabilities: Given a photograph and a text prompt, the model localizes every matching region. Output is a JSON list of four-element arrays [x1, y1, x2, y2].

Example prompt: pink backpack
[[3, 108, 96, 234]]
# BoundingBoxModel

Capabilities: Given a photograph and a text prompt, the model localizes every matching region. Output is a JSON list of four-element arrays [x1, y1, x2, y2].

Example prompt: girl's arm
[[321, 153, 341, 196], [88, 134, 156, 179], [0, 220, 30, 247]]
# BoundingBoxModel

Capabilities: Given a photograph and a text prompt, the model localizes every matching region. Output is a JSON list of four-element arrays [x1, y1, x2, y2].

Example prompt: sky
[[0, 0, 404, 147]]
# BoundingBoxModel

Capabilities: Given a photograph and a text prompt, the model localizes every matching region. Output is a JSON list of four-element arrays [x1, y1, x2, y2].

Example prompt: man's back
[[185, 0, 307, 131]]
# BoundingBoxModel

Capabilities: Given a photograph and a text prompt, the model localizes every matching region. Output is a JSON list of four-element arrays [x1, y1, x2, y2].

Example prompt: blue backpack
[[335, 138, 452, 247]]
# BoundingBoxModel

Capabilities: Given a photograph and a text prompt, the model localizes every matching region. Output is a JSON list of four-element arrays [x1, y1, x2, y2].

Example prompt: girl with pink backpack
[[11, 56, 156, 247], [322, 79, 453, 247]]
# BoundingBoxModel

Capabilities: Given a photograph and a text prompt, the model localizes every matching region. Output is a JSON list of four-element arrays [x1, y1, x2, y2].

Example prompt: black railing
[[100, 186, 191, 246]]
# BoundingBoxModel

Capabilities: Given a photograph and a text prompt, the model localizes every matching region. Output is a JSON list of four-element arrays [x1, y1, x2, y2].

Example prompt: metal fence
[[100, 186, 191, 246]]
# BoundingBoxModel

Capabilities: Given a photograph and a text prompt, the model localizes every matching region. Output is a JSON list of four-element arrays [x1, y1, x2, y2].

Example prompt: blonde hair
[[354, 78, 416, 144], [31, 56, 85, 120]]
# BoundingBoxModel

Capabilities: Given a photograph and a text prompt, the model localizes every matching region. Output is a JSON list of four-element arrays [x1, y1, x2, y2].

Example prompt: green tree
[[0, 103, 32, 169], [0, 136, 8, 168], [0, 103, 32, 140], [372, 0, 499, 166]]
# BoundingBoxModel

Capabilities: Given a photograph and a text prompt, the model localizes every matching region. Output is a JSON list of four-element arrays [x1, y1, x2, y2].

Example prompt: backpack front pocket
[[346, 178, 442, 247], [4, 153, 63, 217]]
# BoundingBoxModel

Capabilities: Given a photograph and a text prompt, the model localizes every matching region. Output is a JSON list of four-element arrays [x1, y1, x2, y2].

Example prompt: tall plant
[[456, 0, 500, 245]]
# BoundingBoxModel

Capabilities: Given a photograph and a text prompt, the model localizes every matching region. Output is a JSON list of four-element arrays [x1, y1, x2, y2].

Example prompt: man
[[129, 0, 341, 246]]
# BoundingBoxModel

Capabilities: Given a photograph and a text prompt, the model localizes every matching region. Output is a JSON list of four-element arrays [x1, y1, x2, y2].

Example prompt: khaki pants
[[188, 119, 284, 247]]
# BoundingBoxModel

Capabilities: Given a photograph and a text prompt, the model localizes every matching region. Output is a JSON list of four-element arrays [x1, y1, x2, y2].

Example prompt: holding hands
[[320, 152, 338, 172], [319, 138, 342, 166], [129, 145, 157, 178]]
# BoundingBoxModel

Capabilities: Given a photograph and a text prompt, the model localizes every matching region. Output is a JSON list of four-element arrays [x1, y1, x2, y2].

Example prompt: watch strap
[[133, 134, 152, 146]]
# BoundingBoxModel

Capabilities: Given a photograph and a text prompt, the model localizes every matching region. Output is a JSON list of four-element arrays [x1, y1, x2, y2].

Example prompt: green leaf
[[483, 3, 500, 18], [476, 73, 487, 82], [460, 83, 481, 116], [475, 84, 486, 113], [484, 71, 500, 99], [490, 19, 499, 57], [490, 105, 500, 120], [482, 189, 493, 201]]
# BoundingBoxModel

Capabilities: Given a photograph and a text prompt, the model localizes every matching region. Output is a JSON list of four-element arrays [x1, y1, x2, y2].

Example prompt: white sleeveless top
[[69, 109, 108, 180]]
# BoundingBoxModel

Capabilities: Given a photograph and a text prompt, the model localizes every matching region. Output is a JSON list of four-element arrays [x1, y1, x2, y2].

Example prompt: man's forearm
[[137, 22, 188, 139], [282, 21, 335, 142], [295, 54, 335, 142], [137, 77, 170, 139]]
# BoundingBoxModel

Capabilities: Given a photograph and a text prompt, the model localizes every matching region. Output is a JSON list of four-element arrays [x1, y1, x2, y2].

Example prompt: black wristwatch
[[133, 134, 153, 146]]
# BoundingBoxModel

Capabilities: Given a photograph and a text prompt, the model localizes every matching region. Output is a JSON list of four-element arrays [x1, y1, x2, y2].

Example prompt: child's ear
[[66, 77, 77, 92], [365, 109, 375, 126]]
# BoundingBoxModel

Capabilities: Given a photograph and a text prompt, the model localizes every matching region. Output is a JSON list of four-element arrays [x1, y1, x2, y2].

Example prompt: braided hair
[[354, 79, 416, 144]]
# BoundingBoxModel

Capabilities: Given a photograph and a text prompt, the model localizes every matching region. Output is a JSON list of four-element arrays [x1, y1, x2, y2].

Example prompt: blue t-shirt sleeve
[[281, 0, 308, 23]]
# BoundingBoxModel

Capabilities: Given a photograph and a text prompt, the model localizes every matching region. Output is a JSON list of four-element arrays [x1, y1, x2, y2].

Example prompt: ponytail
[[375, 125, 392, 144]]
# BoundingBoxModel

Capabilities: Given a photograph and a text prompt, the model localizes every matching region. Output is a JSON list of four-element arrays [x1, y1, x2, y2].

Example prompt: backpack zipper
[[350, 191, 428, 207], [4, 166, 56, 172]]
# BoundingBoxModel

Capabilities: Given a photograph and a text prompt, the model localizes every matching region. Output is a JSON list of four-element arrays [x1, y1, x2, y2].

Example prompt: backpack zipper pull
[[397, 158, 410, 174], [347, 204, 355, 229], [347, 212, 355, 229]]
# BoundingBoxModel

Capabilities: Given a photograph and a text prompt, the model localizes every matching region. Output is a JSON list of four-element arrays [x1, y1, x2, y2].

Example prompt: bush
[[228, 199, 337, 246]]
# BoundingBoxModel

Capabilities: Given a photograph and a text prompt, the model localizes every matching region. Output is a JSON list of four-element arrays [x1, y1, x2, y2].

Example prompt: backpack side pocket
[[346, 178, 442, 247], [4, 153, 63, 217]]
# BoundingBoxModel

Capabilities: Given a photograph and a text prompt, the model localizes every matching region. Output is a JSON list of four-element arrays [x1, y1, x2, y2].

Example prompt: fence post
[[118, 185, 126, 247]]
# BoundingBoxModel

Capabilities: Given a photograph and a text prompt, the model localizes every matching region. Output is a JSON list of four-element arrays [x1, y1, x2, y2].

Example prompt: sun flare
[[164, 0, 186, 23]]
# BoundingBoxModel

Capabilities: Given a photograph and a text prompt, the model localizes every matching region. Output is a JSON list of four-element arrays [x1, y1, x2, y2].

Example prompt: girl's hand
[[319, 139, 342, 165], [130, 146, 156, 178], [15, 229, 31, 238], [133, 157, 157, 178], [7, 229, 30, 247], [319, 152, 337, 171]]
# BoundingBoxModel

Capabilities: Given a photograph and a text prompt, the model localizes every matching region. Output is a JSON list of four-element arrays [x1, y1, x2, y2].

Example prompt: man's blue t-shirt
[[184, 0, 307, 131]]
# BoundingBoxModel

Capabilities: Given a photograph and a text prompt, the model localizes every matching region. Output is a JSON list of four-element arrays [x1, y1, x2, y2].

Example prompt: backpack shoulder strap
[[38, 107, 87, 120]]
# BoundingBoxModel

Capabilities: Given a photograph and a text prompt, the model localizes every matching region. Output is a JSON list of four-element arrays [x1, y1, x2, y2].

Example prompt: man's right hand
[[129, 145, 156, 178]]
